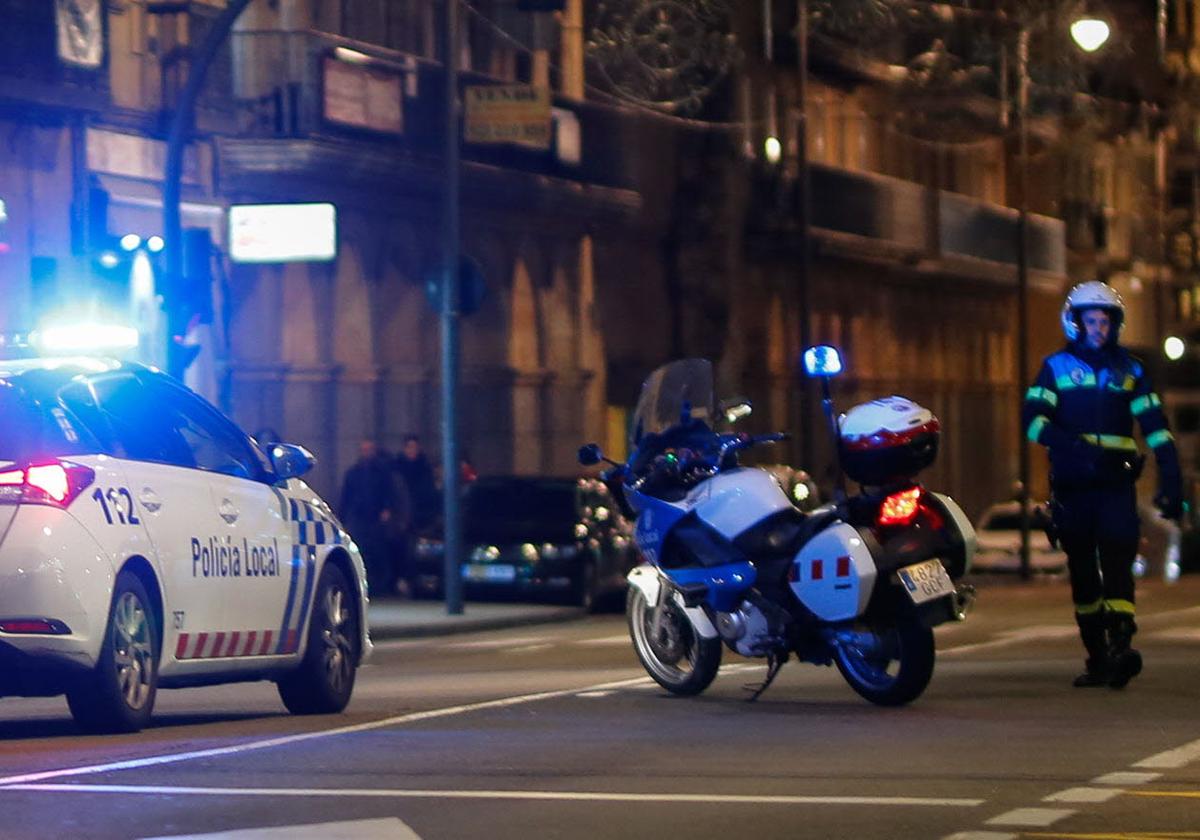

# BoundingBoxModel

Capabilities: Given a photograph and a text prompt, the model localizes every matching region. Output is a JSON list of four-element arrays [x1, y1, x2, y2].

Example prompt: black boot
[[1073, 612, 1111, 687], [1107, 613, 1142, 689]]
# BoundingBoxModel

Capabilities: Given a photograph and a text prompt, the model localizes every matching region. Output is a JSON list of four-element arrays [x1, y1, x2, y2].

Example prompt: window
[[83, 374, 264, 480], [0, 381, 98, 462], [86, 375, 194, 466], [142, 379, 265, 480]]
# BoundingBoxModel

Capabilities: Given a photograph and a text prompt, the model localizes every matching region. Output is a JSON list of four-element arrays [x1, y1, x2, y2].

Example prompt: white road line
[[574, 635, 632, 646], [504, 644, 554, 655], [984, 807, 1075, 827], [443, 636, 551, 651], [1136, 604, 1200, 625], [1042, 787, 1122, 804], [141, 817, 422, 840], [1147, 629, 1200, 642], [1091, 771, 1161, 785], [0, 783, 986, 808], [575, 690, 615, 698], [0, 662, 774, 789], [940, 626, 1076, 656], [1134, 737, 1200, 769], [942, 833, 1018, 840], [0, 674, 656, 788]]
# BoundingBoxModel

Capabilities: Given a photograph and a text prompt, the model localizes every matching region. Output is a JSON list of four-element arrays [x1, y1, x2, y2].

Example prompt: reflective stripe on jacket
[[1021, 344, 1180, 489]]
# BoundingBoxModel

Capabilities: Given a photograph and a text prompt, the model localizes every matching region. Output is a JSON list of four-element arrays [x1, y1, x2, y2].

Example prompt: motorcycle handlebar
[[626, 432, 790, 494]]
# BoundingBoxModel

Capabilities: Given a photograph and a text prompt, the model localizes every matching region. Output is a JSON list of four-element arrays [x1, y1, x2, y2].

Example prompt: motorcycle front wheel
[[833, 615, 935, 707], [627, 585, 721, 696]]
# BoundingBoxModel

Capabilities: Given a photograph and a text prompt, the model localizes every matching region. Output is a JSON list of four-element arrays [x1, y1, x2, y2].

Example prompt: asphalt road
[[0, 577, 1198, 840]]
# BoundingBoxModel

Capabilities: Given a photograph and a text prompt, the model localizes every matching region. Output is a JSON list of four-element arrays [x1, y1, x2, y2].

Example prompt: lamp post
[[795, 0, 814, 478], [1015, 13, 1110, 579], [441, 0, 464, 616]]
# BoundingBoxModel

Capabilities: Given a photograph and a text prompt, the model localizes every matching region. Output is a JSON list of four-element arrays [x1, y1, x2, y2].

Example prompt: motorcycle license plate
[[897, 559, 954, 605], [462, 563, 516, 583]]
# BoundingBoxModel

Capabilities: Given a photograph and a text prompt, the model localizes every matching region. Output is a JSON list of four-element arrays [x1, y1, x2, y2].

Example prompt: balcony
[[750, 162, 1066, 286], [219, 29, 640, 220], [0, 0, 110, 115]]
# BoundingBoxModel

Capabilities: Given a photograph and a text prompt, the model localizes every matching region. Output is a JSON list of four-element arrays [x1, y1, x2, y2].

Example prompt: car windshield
[[629, 358, 715, 451], [463, 479, 578, 544], [0, 381, 97, 463]]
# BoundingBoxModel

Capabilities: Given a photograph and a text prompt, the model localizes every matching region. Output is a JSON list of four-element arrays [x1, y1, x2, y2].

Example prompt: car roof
[[0, 357, 150, 396]]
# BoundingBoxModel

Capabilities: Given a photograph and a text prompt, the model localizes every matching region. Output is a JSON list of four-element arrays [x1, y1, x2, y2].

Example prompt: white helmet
[[1061, 281, 1124, 342]]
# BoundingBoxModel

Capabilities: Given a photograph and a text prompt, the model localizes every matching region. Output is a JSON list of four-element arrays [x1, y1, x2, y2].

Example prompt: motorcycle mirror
[[802, 345, 843, 378], [578, 443, 604, 466], [720, 397, 753, 423]]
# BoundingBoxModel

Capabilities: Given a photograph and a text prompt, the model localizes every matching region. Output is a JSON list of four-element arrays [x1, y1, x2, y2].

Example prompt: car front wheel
[[277, 562, 360, 715]]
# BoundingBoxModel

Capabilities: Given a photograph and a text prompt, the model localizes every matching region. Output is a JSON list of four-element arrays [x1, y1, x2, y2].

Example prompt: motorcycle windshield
[[629, 358, 715, 451]]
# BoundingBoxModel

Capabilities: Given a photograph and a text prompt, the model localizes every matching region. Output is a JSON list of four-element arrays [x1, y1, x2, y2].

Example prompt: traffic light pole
[[441, 0, 464, 616], [162, 0, 253, 381]]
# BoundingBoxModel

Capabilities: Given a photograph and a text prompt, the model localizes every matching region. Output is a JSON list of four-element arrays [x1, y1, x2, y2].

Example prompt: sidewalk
[[367, 598, 586, 640]]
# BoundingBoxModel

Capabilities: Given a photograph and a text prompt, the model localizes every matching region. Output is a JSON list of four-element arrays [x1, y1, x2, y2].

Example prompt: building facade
[[1, 0, 1195, 519]]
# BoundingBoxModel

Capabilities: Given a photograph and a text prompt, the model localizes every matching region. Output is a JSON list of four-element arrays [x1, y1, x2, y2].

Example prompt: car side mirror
[[578, 443, 603, 466], [269, 443, 316, 480], [719, 397, 753, 423]]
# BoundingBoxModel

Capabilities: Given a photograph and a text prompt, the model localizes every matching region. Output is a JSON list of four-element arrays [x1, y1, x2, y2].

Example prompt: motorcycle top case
[[838, 396, 940, 486], [790, 522, 878, 621]]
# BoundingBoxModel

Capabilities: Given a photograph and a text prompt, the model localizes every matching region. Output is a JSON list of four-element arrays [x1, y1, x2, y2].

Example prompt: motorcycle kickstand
[[743, 651, 787, 702]]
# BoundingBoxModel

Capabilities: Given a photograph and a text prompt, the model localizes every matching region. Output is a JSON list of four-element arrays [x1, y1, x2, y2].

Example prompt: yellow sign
[[465, 85, 552, 150]]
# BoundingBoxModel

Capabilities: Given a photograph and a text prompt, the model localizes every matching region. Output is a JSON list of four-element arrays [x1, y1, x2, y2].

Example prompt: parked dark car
[[413, 476, 638, 610]]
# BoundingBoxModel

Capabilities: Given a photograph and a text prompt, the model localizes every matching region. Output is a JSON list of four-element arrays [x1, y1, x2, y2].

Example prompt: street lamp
[[1070, 18, 1111, 53], [1165, 335, 1186, 360], [1016, 11, 1113, 579]]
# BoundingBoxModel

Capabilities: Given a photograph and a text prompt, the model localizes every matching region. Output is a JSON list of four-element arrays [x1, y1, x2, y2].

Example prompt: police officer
[[1023, 282, 1183, 689]]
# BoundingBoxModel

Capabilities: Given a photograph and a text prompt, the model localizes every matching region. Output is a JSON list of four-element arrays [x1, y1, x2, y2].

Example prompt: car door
[[139, 376, 297, 660], [83, 373, 231, 665]]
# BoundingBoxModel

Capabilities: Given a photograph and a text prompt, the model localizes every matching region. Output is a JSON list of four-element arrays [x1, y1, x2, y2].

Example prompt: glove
[[1155, 491, 1184, 522]]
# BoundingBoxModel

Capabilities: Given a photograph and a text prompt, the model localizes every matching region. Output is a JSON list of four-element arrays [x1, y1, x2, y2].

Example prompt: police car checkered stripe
[[277, 495, 344, 654]]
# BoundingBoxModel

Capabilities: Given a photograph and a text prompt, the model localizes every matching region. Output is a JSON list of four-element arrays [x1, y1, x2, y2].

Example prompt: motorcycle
[[578, 350, 977, 706]]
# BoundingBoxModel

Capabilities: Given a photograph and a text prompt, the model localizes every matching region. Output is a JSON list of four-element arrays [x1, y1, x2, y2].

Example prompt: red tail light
[[877, 487, 922, 527], [0, 461, 95, 507]]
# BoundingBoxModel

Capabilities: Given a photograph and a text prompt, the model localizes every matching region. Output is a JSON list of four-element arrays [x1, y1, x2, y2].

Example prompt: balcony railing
[[752, 162, 1066, 278]]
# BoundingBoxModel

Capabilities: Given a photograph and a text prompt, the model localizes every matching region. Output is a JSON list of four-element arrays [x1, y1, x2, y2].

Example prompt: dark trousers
[[1053, 484, 1139, 611]]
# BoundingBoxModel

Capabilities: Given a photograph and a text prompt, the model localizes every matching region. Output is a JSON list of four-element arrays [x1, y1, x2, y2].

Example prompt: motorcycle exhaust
[[952, 583, 977, 621]]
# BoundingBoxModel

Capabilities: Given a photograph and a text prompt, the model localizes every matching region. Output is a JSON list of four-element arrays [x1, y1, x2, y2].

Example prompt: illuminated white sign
[[229, 204, 337, 264]]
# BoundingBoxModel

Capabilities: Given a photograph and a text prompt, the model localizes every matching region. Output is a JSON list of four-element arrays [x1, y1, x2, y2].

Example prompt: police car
[[0, 357, 371, 732]]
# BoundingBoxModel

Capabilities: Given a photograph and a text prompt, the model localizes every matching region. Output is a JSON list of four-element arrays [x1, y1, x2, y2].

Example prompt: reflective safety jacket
[[1023, 343, 1182, 491]]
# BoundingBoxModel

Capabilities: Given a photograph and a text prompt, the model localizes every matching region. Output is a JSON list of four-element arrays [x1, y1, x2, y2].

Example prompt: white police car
[[0, 357, 371, 732]]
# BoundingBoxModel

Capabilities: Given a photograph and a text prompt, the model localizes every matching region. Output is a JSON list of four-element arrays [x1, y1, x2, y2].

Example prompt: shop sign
[[323, 55, 405, 135], [465, 85, 551, 149], [229, 203, 337, 264]]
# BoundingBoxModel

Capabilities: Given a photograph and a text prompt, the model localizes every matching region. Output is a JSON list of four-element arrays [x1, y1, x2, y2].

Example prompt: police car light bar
[[33, 323, 139, 354]]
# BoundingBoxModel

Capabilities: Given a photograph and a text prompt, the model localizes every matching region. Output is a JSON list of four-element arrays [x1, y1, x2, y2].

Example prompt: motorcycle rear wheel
[[627, 586, 721, 696], [833, 615, 935, 707]]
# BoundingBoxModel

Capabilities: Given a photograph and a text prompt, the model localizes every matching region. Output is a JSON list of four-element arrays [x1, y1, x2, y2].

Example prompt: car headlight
[[540, 544, 578, 560], [540, 543, 559, 560], [520, 543, 538, 562], [472, 545, 500, 562]]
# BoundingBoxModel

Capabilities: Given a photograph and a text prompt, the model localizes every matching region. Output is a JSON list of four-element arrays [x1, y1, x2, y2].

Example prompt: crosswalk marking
[[985, 808, 1076, 827], [1042, 788, 1122, 804]]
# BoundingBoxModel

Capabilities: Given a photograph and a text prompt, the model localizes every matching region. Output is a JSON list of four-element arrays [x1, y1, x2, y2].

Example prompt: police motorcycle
[[578, 350, 977, 706]]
